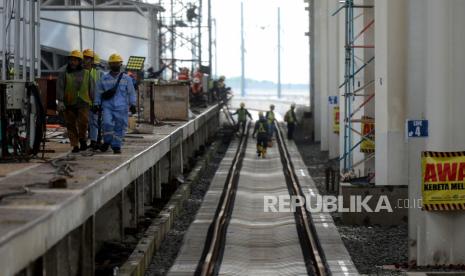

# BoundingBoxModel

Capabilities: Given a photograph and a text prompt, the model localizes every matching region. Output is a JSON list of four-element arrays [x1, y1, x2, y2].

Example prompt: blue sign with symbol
[[407, 120, 428, 138], [328, 96, 338, 105]]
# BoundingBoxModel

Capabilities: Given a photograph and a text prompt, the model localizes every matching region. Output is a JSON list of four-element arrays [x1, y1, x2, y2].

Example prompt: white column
[[351, 0, 368, 173], [338, 4, 346, 169], [374, 0, 407, 186], [319, 0, 329, 151], [408, 0, 465, 265], [313, 0, 322, 142], [327, 0, 340, 159], [148, 8, 160, 70], [362, 0, 375, 173]]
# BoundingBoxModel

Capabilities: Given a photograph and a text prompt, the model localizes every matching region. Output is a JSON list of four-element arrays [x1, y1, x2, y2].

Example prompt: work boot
[[72, 146, 80, 153], [113, 148, 121, 154], [79, 139, 88, 151], [100, 143, 110, 152], [89, 140, 99, 151]]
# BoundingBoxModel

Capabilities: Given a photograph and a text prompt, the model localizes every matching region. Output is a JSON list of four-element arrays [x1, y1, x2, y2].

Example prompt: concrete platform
[[0, 105, 219, 276]]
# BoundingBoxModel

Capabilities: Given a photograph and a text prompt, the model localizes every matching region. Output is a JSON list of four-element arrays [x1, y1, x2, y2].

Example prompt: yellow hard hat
[[219, 75, 225, 81], [240, 102, 245, 107], [93, 54, 101, 65], [69, 50, 83, 59], [258, 111, 264, 117], [108, 53, 123, 63], [82, 49, 94, 58]]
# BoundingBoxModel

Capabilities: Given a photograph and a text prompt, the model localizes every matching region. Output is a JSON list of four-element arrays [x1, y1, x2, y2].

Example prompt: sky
[[146, 0, 309, 84], [212, 0, 309, 84]]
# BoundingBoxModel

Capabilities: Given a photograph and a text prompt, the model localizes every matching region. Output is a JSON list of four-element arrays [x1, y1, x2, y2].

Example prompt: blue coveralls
[[95, 72, 136, 150]]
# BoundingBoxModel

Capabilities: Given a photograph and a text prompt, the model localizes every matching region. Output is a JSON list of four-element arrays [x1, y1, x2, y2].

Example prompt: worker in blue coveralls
[[94, 53, 137, 154]]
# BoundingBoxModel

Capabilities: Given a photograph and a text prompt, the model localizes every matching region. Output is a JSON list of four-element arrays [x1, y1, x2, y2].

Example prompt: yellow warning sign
[[360, 116, 375, 153], [333, 106, 340, 134], [422, 151, 465, 211]]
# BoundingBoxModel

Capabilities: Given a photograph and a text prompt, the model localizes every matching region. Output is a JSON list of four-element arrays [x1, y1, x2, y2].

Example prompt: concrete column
[[155, 162, 162, 199], [338, 5, 346, 169], [313, 0, 322, 142], [351, 0, 369, 174], [80, 216, 95, 275], [361, 0, 375, 174], [95, 195, 123, 250], [136, 176, 145, 221], [318, 0, 329, 151], [408, 0, 465, 265], [327, 0, 340, 159], [44, 218, 94, 276], [375, 0, 407, 186]]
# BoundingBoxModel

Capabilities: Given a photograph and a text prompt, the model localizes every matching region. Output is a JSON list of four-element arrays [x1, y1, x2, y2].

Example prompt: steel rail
[[195, 122, 251, 276], [275, 121, 327, 276]]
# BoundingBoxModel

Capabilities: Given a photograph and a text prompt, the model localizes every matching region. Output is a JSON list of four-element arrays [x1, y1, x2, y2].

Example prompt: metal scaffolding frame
[[157, 0, 212, 79], [333, 0, 374, 172], [0, 0, 41, 81]]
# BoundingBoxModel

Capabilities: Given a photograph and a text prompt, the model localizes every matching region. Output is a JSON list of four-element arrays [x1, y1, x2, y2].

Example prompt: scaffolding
[[0, 0, 41, 81], [157, 0, 212, 79], [333, 0, 375, 173]]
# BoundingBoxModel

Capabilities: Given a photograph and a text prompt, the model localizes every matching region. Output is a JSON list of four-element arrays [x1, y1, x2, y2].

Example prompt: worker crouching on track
[[231, 102, 252, 135], [83, 49, 104, 150], [253, 112, 269, 158], [57, 50, 94, 153], [284, 103, 298, 140], [94, 53, 137, 154]]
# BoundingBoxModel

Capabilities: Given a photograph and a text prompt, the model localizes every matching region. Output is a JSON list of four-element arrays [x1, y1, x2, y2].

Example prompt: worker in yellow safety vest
[[231, 102, 252, 135], [266, 104, 276, 145], [57, 50, 94, 153], [252, 111, 270, 158], [284, 103, 298, 140], [83, 49, 105, 150]]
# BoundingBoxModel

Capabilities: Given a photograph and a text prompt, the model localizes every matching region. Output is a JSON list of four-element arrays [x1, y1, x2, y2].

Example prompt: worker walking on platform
[[83, 49, 104, 150], [253, 112, 269, 158], [94, 53, 137, 154], [231, 102, 252, 135], [57, 50, 94, 153], [266, 104, 276, 146], [284, 103, 298, 140]]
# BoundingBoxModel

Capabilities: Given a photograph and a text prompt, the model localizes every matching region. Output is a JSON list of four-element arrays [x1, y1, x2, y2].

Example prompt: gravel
[[293, 119, 408, 276], [145, 131, 232, 276]]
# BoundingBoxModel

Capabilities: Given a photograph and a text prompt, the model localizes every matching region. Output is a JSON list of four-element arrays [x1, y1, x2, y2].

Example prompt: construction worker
[[178, 67, 190, 81], [57, 50, 93, 153], [266, 104, 276, 145], [216, 75, 231, 103], [83, 49, 104, 150], [231, 102, 252, 134], [252, 111, 269, 158], [94, 53, 137, 154], [284, 103, 298, 140]]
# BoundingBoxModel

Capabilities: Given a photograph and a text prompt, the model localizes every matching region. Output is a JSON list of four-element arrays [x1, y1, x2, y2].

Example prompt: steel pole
[[240, 2, 245, 97], [277, 7, 281, 99]]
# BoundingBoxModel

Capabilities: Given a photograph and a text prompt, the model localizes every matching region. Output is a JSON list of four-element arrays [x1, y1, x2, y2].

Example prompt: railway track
[[169, 122, 328, 276]]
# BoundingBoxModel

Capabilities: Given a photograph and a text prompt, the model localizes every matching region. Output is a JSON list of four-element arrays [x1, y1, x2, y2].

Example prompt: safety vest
[[257, 121, 267, 134], [64, 70, 91, 106], [90, 68, 100, 81], [266, 111, 275, 123], [237, 108, 248, 122], [285, 110, 296, 124]]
